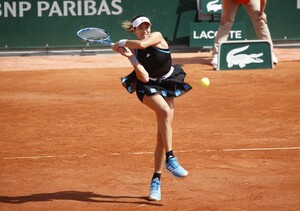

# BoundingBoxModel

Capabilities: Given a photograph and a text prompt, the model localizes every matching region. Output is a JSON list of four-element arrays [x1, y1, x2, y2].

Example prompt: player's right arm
[[115, 47, 149, 82], [131, 59, 149, 83], [113, 32, 167, 50], [122, 32, 165, 49]]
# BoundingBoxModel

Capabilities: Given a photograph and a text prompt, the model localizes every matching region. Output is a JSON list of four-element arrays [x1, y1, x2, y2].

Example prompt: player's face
[[134, 23, 151, 40]]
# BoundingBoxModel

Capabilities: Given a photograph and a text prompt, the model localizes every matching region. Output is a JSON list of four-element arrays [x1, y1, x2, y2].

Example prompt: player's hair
[[121, 20, 133, 32], [121, 15, 147, 32]]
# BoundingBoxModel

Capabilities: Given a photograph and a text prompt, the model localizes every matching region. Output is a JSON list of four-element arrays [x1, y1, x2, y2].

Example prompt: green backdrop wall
[[0, 0, 299, 49], [236, 0, 300, 41]]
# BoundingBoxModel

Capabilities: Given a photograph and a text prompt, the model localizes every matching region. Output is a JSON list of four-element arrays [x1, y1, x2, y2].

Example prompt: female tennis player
[[112, 15, 192, 201]]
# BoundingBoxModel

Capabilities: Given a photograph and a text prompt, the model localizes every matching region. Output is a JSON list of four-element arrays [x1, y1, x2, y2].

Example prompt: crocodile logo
[[207, 0, 222, 12], [226, 45, 264, 68]]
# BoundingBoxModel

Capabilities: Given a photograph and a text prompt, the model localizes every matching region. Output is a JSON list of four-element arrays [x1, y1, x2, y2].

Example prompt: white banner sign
[[0, 0, 123, 18]]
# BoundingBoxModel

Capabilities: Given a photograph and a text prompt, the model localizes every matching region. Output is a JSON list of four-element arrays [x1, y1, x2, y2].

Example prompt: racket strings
[[79, 29, 108, 40]]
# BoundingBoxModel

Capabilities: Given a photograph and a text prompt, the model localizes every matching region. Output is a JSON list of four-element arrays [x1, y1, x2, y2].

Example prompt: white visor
[[132, 17, 151, 28]]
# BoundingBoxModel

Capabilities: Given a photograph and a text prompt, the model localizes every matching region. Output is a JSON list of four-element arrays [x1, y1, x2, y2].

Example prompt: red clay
[[0, 48, 300, 210]]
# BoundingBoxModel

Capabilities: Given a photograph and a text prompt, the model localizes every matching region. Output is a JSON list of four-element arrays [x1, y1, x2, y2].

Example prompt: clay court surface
[[0, 48, 299, 210]]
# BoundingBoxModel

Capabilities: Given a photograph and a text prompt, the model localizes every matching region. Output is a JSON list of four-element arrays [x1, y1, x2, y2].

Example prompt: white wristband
[[118, 39, 128, 47], [128, 55, 139, 66]]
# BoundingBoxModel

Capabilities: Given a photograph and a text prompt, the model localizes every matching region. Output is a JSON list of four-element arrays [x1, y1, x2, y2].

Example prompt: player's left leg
[[143, 94, 174, 153], [144, 94, 172, 201], [144, 94, 188, 200]]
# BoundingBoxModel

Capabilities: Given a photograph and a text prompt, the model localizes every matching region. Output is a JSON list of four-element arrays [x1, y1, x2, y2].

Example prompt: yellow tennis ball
[[201, 77, 210, 87]]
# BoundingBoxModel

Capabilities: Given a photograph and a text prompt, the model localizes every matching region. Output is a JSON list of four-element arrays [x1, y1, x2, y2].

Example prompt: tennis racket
[[76, 27, 114, 45]]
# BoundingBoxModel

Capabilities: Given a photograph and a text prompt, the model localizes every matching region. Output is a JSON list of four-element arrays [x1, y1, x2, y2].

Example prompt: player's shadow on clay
[[0, 191, 162, 206]]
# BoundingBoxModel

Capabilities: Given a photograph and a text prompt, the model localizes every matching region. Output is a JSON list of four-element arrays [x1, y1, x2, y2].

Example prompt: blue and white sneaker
[[148, 178, 161, 201], [166, 157, 189, 178]]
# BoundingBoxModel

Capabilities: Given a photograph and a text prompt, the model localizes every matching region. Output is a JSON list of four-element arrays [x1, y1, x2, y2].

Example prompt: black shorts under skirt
[[121, 64, 192, 102]]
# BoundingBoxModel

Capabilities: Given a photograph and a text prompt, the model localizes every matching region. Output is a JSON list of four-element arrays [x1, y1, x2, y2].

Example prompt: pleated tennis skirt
[[121, 64, 192, 102]]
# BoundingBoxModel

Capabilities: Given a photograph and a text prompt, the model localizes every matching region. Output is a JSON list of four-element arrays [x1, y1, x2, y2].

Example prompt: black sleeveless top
[[136, 46, 172, 78]]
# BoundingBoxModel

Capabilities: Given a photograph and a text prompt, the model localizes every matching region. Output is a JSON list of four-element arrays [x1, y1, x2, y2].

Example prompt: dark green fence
[[0, 0, 299, 49], [236, 0, 300, 41]]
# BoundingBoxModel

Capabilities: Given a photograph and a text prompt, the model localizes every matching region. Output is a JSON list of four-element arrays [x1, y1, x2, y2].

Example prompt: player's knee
[[158, 106, 173, 121]]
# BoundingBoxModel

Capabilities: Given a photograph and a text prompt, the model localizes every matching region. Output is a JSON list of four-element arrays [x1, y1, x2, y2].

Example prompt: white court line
[[2, 154, 87, 160], [2, 147, 300, 160], [130, 146, 300, 155], [131, 150, 190, 155], [131, 152, 155, 155], [221, 146, 300, 152]]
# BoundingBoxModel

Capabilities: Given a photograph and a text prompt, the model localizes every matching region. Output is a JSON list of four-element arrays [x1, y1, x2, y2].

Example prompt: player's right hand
[[119, 47, 133, 57], [111, 43, 119, 51]]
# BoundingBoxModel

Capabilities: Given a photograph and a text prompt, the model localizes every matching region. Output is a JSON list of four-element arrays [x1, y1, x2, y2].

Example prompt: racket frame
[[76, 27, 113, 45]]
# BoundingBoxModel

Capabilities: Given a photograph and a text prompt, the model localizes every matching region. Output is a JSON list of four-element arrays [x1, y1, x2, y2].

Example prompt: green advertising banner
[[235, 0, 300, 41], [218, 40, 273, 71], [201, 0, 222, 14], [0, 0, 198, 49], [190, 22, 245, 47], [0, 0, 299, 49]]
